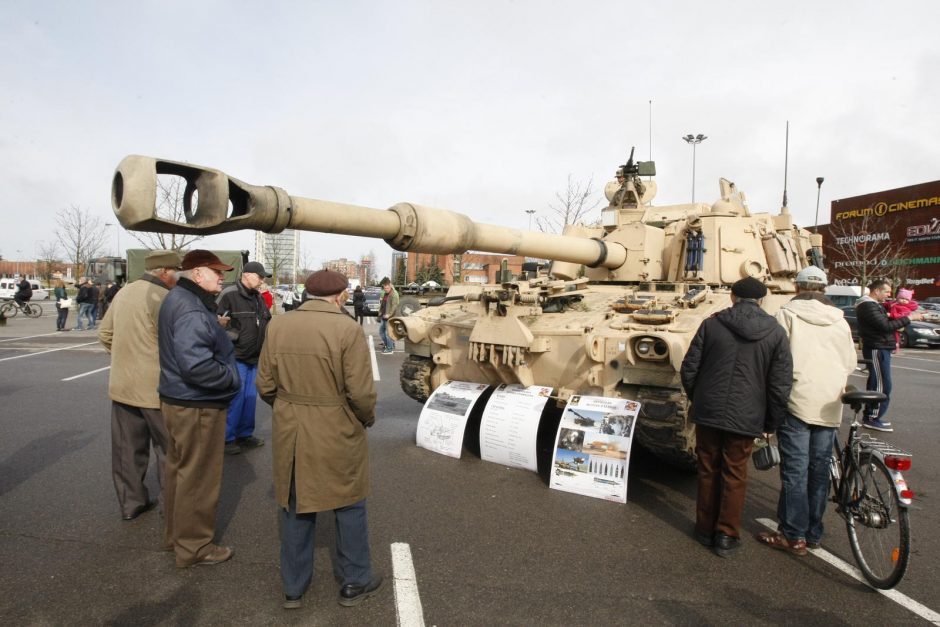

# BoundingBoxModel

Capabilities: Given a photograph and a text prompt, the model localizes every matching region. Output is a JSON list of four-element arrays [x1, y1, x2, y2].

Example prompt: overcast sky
[[3, 0, 938, 279]]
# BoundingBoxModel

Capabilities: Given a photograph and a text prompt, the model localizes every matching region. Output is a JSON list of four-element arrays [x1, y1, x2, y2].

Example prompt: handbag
[[58, 298, 73, 309], [752, 435, 780, 471]]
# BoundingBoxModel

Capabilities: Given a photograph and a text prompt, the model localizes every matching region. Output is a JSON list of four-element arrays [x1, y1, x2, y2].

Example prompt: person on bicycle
[[758, 266, 857, 555], [13, 277, 32, 307]]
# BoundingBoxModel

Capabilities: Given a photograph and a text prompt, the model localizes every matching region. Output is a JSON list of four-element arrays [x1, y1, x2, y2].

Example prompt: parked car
[[839, 306, 940, 348], [363, 289, 382, 316], [916, 302, 940, 323], [0, 278, 49, 301]]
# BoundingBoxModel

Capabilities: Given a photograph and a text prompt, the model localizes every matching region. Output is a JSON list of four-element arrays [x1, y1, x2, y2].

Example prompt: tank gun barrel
[[111, 156, 626, 269]]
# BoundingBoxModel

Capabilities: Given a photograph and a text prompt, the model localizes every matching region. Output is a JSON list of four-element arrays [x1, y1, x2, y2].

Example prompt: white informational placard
[[479, 384, 553, 472], [415, 381, 491, 458], [549, 395, 641, 503]]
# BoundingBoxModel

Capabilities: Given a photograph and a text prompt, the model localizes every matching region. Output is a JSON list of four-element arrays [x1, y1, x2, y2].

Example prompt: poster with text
[[479, 384, 553, 472], [416, 380, 491, 458], [549, 395, 641, 503]]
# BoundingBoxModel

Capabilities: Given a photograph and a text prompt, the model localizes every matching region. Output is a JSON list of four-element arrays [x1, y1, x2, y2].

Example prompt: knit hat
[[731, 277, 768, 300], [304, 269, 348, 296], [896, 288, 914, 300], [180, 250, 234, 272], [144, 250, 183, 270]]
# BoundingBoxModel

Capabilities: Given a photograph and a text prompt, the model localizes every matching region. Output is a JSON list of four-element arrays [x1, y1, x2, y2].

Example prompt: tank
[[110, 151, 823, 467]]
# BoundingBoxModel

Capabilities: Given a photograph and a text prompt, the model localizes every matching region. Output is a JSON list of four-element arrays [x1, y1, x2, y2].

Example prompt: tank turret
[[111, 152, 821, 467]]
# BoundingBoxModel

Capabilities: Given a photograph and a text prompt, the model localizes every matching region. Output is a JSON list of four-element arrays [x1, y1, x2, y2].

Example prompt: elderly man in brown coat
[[256, 269, 382, 610]]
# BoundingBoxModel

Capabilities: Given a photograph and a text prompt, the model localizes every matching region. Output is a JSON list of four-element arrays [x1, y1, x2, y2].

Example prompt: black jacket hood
[[716, 300, 779, 341]]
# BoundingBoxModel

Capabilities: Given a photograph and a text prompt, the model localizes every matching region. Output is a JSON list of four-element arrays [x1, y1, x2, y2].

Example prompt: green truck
[[125, 249, 248, 284]]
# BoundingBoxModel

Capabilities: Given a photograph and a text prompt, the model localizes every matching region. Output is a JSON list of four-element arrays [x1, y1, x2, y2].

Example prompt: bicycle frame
[[831, 416, 913, 512]]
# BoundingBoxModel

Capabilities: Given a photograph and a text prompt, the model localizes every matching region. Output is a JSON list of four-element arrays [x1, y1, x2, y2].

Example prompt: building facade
[[822, 180, 940, 299], [404, 251, 527, 285], [254, 229, 299, 285]]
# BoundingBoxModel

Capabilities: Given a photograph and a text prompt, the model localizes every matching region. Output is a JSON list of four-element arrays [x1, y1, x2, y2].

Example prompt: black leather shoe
[[338, 576, 384, 607], [224, 442, 242, 455], [694, 528, 714, 547], [236, 436, 265, 448], [122, 500, 157, 521], [713, 533, 742, 558]]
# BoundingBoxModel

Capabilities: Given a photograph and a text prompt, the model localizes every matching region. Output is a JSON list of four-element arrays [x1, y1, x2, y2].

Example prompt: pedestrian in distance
[[757, 266, 857, 556], [281, 285, 296, 312], [256, 269, 383, 610], [52, 278, 70, 331], [13, 276, 32, 308], [681, 276, 793, 558], [90, 281, 102, 321], [377, 277, 399, 354], [352, 284, 365, 324], [158, 250, 240, 568], [855, 279, 923, 432], [216, 260, 272, 456], [98, 250, 181, 522], [74, 278, 96, 331]]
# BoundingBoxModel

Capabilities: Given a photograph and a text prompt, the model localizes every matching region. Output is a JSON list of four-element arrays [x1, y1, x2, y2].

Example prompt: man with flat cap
[[681, 276, 792, 558], [217, 260, 272, 455], [256, 269, 383, 609], [98, 250, 181, 521], [158, 250, 240, 567]]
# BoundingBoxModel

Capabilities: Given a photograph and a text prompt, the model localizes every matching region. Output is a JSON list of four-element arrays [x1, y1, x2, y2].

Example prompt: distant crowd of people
[[97, 250, 386, 611]]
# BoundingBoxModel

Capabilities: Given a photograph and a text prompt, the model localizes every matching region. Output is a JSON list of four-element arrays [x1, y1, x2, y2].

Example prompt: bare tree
[[36, 240, 62, 283], [128, 175, 203, 252], [535, 174, 602, 234], [296, 246, 315, 283], [55, 205, 108, 279], [826, 214, 911, 288], [260, 233, 294, 287]]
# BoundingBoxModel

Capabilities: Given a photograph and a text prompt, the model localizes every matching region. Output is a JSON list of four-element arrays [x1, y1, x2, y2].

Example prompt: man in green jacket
[[377, 277, 399, 355]]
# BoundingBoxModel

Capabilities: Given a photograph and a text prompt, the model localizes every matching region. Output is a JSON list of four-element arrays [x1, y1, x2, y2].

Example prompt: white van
[[824, 285, 866, 308], [0, 278, 49, 301]]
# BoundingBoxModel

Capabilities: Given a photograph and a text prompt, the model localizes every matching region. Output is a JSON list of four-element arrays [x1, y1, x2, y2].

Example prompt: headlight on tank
[[633, 336, 669, 361]]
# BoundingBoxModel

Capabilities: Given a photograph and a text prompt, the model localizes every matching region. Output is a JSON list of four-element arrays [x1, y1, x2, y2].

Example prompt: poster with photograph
[[549, 395, 641, 503], [479, 384, 553, 472], [416, 380, 491, 458]]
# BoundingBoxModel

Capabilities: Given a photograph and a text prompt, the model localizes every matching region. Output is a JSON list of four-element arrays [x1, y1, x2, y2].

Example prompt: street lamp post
[[813, 177, 825, 233], [16, 249, 22, 277], [525, 209, 536, 230], [105, 222, 121, 257], [682, 133, 707, 203]]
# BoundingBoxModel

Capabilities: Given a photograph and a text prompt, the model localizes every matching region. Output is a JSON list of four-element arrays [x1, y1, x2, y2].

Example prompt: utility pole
[[813, 177, 825, 233], [525, 209, 536, 230]]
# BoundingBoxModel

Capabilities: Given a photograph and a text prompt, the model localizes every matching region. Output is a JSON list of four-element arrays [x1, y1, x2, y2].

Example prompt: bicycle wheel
[[0, 302, 17, 318], [844, 451, 911, 589], [25, 303, 42, 318]]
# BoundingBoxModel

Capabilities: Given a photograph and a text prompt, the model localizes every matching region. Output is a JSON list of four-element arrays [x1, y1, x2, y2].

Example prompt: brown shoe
[[177, 544, 234, 568], [756, 531, 807, 556]]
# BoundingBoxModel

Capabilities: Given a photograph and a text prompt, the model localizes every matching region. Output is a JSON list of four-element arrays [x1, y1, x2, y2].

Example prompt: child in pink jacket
[[885, 288, 918, 351]]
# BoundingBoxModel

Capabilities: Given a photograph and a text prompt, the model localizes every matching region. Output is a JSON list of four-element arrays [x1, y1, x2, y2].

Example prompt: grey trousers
[[111, 401, 169, 517], [280, 473, 373, 598]]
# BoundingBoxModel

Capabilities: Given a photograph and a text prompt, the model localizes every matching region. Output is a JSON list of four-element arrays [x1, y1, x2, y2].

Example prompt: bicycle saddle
[[841, 390, 887, 407]]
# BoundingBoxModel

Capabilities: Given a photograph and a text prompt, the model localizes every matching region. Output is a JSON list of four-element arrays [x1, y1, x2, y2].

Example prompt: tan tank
[[111, 152, 823, 467]]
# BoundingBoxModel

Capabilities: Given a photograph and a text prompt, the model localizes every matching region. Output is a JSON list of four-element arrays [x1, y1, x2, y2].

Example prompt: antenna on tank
[[648, 99, 653, 180], [781, 121, 790, 214]]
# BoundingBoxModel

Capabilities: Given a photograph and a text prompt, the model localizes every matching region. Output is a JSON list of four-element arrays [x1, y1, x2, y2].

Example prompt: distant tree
[[55, 205, 108, 279], [535, 174, 602, 234], [296, 246, 315, 283], [394, 256, 407, 285], [36, 240, 62, 283], [128, 175, 203, 252], [827, 214, 910, 288], [416, 255, 445, 285]]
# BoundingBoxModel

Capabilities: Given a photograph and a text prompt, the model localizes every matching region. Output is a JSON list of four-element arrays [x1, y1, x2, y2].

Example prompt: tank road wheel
[[400, 355, 433, 402], [633, 390, 697, 471], [398, 296, 421, 317]]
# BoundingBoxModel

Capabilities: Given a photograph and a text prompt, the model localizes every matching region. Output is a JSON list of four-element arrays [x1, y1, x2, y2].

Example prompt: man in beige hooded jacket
[[758, 266, 857, 555]]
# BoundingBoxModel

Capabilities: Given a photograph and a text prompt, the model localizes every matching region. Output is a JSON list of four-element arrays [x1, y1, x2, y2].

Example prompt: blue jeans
[[75, 303, 96, 329], [378, 317, 393, 351], [862, 347, 892, 421], [225, 361, 258, 442], [776, 412, 836, 544], [279, 474, 373, 598]]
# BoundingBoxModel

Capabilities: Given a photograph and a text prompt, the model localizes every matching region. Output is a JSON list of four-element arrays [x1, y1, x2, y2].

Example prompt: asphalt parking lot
[[1, 308, 938, 625]]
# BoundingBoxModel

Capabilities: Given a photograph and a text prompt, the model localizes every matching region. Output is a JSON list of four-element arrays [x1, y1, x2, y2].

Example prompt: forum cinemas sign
[[835, 195, 940, 221]]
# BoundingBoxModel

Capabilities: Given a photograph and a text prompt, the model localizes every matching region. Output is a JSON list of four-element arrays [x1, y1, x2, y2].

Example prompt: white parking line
[[756, 518, 940, 624], [62, 366, 111, 381], [391, 542, 425, 627], [0, 332, 60, 343], [0, 341, 98, 362]]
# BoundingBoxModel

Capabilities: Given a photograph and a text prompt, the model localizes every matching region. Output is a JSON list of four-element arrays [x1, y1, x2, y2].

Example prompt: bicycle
[[0, 299, 43, 319], [831, 388, 913, 589]]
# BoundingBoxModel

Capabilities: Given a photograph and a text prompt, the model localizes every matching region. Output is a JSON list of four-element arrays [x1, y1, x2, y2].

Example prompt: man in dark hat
[[680, 277, 792, 557], [256, 269, 383, 610], [216, 260, 272, 455], [158, 250, 240, 568], [98, 249, 181, 521]]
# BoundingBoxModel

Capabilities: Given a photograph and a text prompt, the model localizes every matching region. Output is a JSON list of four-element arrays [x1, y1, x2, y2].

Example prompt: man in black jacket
[[855, 279, 922, 432], [13, 277, 32, 307], [681, 277, 793, 558], [216, 261, 272, 455]]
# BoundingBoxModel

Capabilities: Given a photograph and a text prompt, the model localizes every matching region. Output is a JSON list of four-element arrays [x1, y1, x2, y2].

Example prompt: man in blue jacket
[[158, 250, 240, 568], [681, 277, 792, 558]]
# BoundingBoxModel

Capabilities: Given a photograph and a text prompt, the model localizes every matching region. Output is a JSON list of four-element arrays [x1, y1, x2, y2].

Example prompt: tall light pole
[[682, 133, 707, 203], [525, 209, 536, 230], [105, 222, 121, 257], [16, 249, 22, 277], [813, 177, 825, 233]]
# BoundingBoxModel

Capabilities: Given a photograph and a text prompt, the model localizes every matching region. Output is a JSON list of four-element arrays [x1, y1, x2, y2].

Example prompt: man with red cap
[[256, 269, 382, 610], [158, 250, 240, 568]]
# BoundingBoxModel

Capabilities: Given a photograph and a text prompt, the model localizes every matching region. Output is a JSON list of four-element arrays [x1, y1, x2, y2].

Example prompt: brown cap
[[144, 250, 183, 271], [180, 249, 234, 272], [304, 269, 348, 296]]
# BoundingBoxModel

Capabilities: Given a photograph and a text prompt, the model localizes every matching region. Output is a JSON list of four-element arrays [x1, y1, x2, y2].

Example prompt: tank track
[[634, 391, 697, 471], [400, 355, 433, 402]]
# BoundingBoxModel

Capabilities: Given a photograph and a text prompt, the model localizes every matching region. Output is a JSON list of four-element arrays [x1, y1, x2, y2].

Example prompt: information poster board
[[479, 384, 553, 472], [416, 381, 491, 458], [549, 395, 641, 503]]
